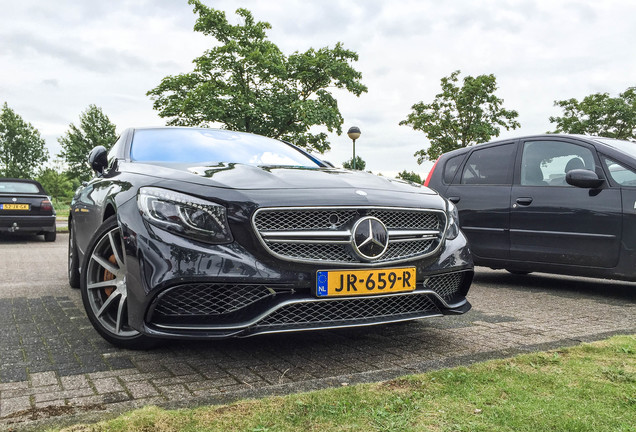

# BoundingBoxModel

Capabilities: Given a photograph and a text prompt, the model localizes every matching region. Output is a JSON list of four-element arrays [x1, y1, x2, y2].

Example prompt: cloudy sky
[[1, 0, 635, 178]]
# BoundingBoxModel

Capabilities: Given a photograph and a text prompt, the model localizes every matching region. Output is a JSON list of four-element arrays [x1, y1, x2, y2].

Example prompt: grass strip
[[55, 334, 635, 432]]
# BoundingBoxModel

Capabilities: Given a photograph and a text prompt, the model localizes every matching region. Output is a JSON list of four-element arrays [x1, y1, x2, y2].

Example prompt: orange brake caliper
[[103, 254, 117, 297]]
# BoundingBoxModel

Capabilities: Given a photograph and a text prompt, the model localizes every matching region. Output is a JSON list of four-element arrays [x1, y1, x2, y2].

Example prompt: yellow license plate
[[316, 267, 416, 297], [1, 204, 29, 210]]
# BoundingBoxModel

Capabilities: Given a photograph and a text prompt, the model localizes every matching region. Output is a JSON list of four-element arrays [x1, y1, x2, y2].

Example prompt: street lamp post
[[347, 126, 361, 170]]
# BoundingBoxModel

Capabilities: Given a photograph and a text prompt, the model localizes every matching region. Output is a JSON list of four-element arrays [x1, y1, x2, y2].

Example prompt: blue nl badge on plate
[[316, 271, 328, 297]]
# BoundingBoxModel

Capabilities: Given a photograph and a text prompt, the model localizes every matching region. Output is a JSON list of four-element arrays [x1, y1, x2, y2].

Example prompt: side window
[[443, 155, 464, 184], [521, 140, 595, 186], [460, 144, 516, 185], [602, 157, 636, 186], [107, 135, 123, 169]]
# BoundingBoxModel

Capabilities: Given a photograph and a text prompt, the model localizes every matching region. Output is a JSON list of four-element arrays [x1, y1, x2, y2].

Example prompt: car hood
[[123, 162, 436, 195]]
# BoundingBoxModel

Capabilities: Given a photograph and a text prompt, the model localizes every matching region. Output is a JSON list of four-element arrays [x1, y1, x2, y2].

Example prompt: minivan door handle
[[448, 196, 460, 204], [515, 197, 533, 206]]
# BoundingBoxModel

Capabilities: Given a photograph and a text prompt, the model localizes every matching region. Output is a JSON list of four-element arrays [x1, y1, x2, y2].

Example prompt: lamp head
[[347, 126, 361, 140]]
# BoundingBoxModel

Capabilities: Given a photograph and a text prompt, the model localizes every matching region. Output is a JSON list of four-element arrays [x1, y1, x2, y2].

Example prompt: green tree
[[147, 1, 367, 154], [396, 170, 422, 184], [58, 105, 117, 182], [400, 70, 520, 163], [549, 87, 636, 139], [37, 159, 74, 203], [0, 102, 49, 178], [342, 155, 366, 170]]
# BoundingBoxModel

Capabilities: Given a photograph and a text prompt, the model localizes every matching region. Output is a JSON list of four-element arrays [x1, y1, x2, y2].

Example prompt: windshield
[[593, 138, 636, 158], [130, 128, 321, 168], [0, 181, 40, 194]]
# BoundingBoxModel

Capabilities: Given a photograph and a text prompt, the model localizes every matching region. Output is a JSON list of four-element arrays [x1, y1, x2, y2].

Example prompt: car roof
[[127, 126, 277, 141], [130, 126, 246, 134], [469, 133, 602, 147], [439, 133, 636, 168], [437, 134, 609, 161], [0, 178, 43, 185], [131, 126, 222, 130], [445, 134, 605, 154]]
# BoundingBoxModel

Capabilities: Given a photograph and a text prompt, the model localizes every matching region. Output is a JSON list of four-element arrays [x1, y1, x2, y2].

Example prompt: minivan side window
[[602, 157, 636, 186], [443, 155, 464, 184], [521, 140, 595, 186], [460, 144, 516, 185]]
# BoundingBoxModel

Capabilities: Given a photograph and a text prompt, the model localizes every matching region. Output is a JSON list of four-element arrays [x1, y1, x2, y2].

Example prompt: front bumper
[[0, 215, 56, 234], [118, 201, 473, 340], [142, 274, 472, 340]]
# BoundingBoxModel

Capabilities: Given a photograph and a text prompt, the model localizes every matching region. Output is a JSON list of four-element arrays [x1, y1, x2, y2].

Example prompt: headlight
[[445, 200, 460, 241], [137, 187, 233, 244]]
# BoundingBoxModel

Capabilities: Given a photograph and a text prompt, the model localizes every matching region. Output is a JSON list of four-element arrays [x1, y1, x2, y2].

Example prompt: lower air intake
[[256, 293, 440, 330]]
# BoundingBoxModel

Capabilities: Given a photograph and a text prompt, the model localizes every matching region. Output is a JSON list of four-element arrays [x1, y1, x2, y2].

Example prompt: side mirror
[[88, 146, 108, 175], [566, 169, 605, 189]]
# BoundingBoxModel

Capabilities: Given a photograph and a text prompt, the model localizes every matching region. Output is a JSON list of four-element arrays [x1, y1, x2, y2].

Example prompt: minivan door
[[445, 142, 517, 261], [509, 138, 621, 267]]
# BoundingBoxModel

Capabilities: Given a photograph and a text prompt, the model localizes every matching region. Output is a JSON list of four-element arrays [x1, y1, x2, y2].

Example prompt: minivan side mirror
[[566, 169, 605, 189], [88, 146, 108, 175]]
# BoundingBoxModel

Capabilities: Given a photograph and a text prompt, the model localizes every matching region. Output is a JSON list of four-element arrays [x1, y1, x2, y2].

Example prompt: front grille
[[153, 284, 275, 317], [258, 293, 440, 329], [253, 207, 446, 265], [381, 239, 436, 261], [268, 242, 354, 262], [426, 272, 465, 301], [368, 209, 440, 230], [254, 209, 359, 231]]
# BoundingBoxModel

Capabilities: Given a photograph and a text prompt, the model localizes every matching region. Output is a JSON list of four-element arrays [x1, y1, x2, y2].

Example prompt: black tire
[[80, 215, 157, 349], [44, 231, 56, 242], [68, 219, 80, 289]]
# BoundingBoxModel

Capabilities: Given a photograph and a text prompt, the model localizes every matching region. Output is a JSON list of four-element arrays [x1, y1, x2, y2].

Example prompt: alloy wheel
[[84, 226, 139, 338]]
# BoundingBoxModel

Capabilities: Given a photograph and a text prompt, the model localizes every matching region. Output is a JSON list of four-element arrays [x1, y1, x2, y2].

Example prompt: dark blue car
[[69, 127, 473, 348]]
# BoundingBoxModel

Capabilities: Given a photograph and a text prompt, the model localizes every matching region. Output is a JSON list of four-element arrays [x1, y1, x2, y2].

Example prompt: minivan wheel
[[80, 215, 157, 349]]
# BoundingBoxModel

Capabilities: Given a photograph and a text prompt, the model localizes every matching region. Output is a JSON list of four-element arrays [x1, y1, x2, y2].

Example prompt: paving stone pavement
[[0, 234, 634, 430]]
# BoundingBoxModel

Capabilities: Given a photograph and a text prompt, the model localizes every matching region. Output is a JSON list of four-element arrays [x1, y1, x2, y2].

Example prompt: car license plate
[[0, 204, 30, 210], [316, 267, 416, 297]]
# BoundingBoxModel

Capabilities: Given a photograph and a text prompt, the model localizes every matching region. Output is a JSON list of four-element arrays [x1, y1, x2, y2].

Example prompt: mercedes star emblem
[[351, 216, 389, 261]]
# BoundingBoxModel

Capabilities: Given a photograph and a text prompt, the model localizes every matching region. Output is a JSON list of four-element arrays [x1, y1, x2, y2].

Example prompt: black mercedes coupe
[[69, 127, 473, 348]]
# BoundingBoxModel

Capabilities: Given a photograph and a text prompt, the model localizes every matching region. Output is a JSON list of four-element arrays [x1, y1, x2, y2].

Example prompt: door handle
[[515, 197, 533, 206], [448, 196, 460, 204]]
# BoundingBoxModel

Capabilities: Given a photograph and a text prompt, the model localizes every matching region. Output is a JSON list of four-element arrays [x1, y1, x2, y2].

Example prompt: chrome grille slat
[[253, 206, 446, 265]]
